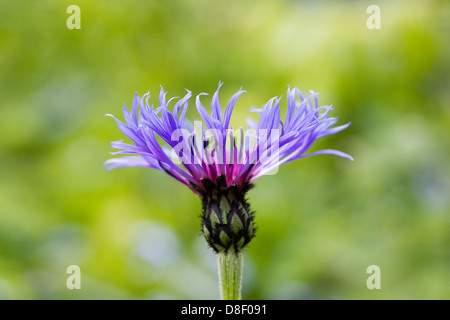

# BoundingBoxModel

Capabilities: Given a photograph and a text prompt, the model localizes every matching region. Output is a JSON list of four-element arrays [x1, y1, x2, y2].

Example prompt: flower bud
[[200, 176, 256, 253]]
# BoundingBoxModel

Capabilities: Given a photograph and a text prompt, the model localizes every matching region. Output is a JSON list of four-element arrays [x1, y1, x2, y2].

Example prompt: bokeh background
[[1, 0, 449, 299]]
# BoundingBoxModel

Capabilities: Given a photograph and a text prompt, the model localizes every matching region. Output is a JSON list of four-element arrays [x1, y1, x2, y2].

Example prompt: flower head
[[105, 82, 352, 252]]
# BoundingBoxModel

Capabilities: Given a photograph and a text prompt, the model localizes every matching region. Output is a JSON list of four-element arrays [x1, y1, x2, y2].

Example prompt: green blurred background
[[1, 0, 449, 299]]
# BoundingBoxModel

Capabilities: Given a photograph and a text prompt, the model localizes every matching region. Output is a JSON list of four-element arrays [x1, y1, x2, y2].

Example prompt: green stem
[[217, 247, 244, 300]]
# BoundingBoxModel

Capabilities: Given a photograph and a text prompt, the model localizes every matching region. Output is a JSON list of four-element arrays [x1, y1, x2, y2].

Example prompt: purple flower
[[105, 83, 352, 190], [105, 82, 352, 253]]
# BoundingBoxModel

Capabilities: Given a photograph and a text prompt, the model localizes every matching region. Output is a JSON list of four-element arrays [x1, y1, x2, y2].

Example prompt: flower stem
[[217, 247, 244, 300]]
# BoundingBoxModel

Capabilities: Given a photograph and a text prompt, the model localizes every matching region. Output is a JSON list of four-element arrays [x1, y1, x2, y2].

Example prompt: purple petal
[[131, 92, 139, 124], [285, 86, 296, 129], [174, 89, 192, 126], [211, 81, 223, 122], [159, 86, 167, 107], [104, 156, 153, 170], [196, 93, 221, 130], [223, 88, 246, 130], [318, 121, 352, 138], [300, 149, 354, 161], [106, 114, 145, 147]]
